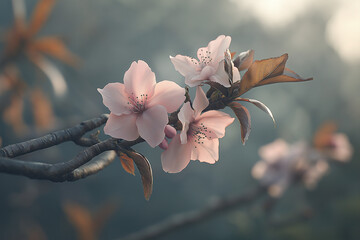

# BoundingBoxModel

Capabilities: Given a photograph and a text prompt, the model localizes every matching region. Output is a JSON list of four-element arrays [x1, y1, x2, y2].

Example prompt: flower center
[[198, 49, 213, 67], [127, 93, 148, 113], [189, 122, 212, 147]]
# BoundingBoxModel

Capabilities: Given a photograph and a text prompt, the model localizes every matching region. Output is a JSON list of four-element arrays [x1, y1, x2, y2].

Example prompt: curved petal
[[208, 35, 231, 64], [161, 135, 192, 173], [104, 113, 139, 140], [123, 60, 156, 98], [195, 110, 234, 138], [136, 105, 168, 148], [170, 55, 198, 77], [193, 86, 209, 117], [209, 60, 231, 87], [165, 125, 177, 138], [191, 138, 219, 164], [178, 102, 194, 144], [232, 64, 241, 83], [97, 83, 131, 115], [148, 81, 185, 113]]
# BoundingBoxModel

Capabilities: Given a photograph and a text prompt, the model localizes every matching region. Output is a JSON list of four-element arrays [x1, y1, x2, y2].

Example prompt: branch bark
[[119, 186, 266, 240]]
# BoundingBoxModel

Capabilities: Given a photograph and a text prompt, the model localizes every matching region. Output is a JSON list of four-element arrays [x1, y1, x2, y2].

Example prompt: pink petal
[[136, 105, 168, 148], [170, 55, 198, 77], [178, 102, 194, 144], [161, 134, 192, 173], [104, 113, 139, 140], [193, 86, 209, 118], [191, 138, 219, 164], [165, 125, 177, 139], [208, 35, 231, 64], [158, 139, 168, 150], [123, 60, 156, 98], [195, 110, 234, 138], [148, 81, 185, 113], [232, 64, 241, 83], [209, 60, 231, 87], [97, 83, 131, 115]]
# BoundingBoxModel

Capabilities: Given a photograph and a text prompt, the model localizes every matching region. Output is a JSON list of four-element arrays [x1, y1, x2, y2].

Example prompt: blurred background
[[0, 0, 359, 239]]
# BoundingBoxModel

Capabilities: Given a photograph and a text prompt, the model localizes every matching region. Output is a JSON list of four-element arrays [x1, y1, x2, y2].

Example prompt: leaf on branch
[[237, 54, 312, 96], [224, 49, 233, 85], [117, 151, 135, 175], [233, 49, 254, 71], [32, 36, 80, 67], [27, 0, 56, 38], [229, 102, 251, 145], [123, 149, 153, 200], [236, 98, 276, 125]]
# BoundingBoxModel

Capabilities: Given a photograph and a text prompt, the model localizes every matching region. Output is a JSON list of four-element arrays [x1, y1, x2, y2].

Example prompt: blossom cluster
[[252, 128, 353, 197], [98, 35, 310, 173]]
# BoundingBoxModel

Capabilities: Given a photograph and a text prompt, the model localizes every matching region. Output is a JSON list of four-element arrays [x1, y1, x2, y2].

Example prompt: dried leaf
[[125, 149, 153, 200], [238, 54, 288, 96], [256, 67, 313, 87], [224, 49, 233, 84], [229, 102, 251, 145], [236, 98, 276, 125], [313, 122, 337, 150], [233, 49, 254, 71], [63, 202, 96, 240], [117, 151, 135, 175], [27, 0, 56, 37], [32, 36, 80, 66], [30, 88, 55, 130]]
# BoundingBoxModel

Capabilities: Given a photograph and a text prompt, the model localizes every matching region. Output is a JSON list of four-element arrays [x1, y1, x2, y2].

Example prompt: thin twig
[[119, 186, 266, 240]]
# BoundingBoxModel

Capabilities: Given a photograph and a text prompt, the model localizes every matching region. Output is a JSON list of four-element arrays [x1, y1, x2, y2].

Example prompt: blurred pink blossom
[[98, 60, 185, 147], [161, 87, 234, 173]]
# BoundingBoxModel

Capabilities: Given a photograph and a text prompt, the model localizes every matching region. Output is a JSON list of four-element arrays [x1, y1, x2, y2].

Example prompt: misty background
[[0, 0, 359, 239]]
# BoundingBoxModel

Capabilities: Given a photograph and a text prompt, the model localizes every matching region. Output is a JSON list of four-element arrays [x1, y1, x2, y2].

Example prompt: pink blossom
[[98, 60, 185, 147], [161, 87, 234, 173], [170, 35, 240, 87]]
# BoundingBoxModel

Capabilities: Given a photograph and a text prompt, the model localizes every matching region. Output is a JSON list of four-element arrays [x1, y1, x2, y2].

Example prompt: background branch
[[119, 186, 266, 240]]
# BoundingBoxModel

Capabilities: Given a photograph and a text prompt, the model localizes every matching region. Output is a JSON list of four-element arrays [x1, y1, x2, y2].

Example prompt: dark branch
[[119, 186, 266, 240], [0, 114, 108, 158]]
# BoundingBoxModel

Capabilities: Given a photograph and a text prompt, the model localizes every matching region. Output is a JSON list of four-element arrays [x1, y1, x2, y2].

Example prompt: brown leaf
[[256, 67, 313, 87], [313, 122, 337, 150], [233, 49, 254, 71], [30, 88, 55, 130], [117, 151, 135, 175], [32, 36, 80, 66], [2, 95, 27, 134], [63, 202, 96, 240], [27, 0, 56, 37], [235, 98, 275, 125], [125, 149, 153, 200], [229, 102, 251, 145], [238, 54, 288, 96]]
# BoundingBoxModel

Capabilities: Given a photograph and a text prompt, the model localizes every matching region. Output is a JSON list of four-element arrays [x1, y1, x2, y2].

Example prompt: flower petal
[[104, 113, 139, 140], [136, 105, 168, 148], [170, 55, 198, 77], [97, 83, 131, 115], [161, 134, 192, 173], [196, 110, 234, 138], [209, 60, 231, 87], [123, 60, 156, 98], [148, 80, 185, 113], [191, 138, 219, 164], [178, 102, 194, 144], [193, 86, 209, 118], [207, 35, 231, 64]]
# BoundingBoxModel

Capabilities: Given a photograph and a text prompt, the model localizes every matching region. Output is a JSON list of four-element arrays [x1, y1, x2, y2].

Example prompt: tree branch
[[0, 114, 109, 158], [119, 186, 266, 240]]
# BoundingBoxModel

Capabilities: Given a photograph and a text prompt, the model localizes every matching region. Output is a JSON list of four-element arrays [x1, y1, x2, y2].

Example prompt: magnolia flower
[[170, 35, 241, 87], [98, 60, 185, 147], [161, 87, 234, 173]]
